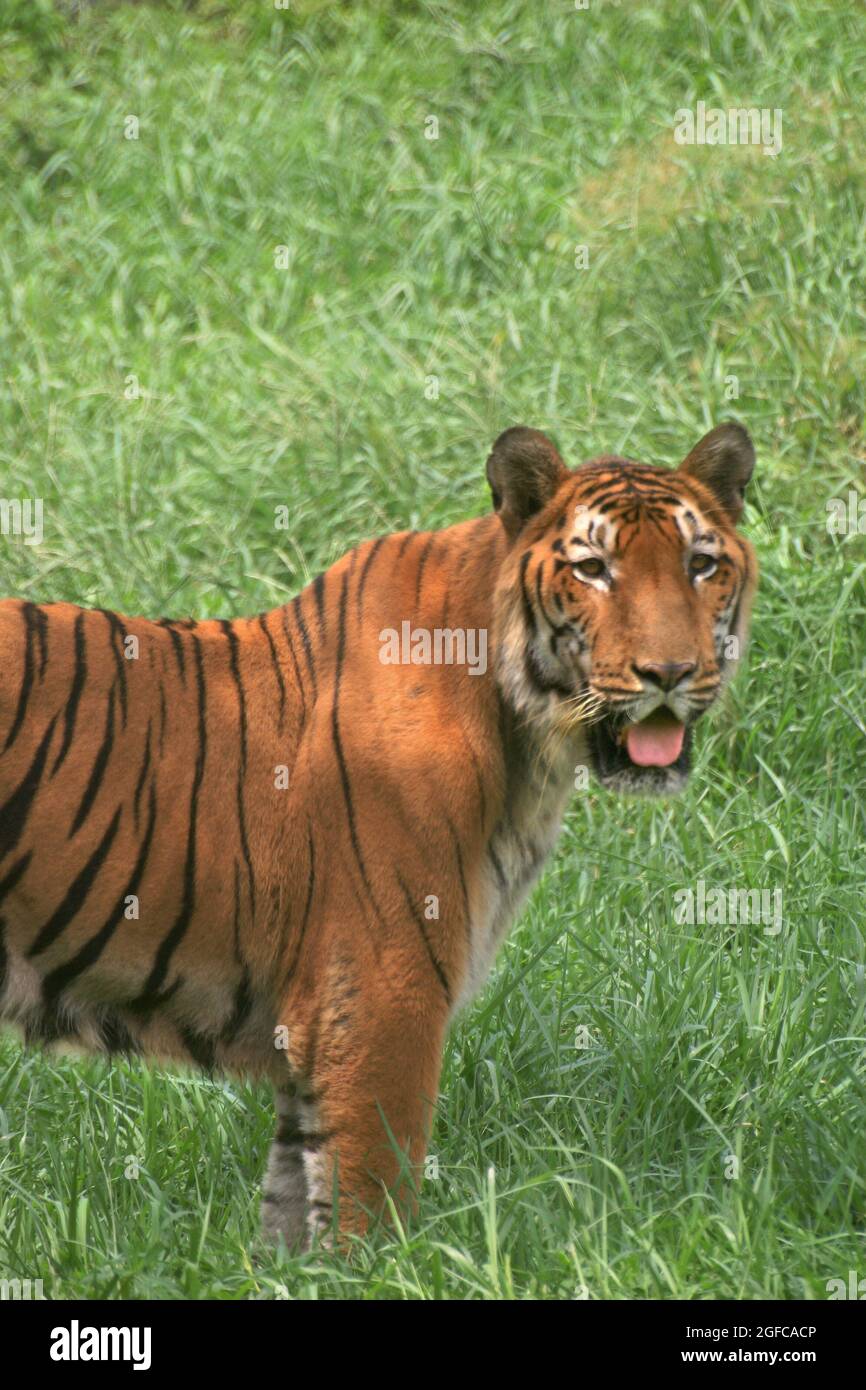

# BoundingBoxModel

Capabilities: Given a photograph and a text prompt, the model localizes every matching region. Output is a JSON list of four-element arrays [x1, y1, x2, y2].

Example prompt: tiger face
[[490, 423, 758, 795]]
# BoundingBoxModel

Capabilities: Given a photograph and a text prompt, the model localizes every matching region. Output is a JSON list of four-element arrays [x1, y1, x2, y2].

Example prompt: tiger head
[[489, 423, 758, 795]]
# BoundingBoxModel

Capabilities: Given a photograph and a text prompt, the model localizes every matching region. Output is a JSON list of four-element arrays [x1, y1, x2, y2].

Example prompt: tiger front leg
[[283, 990, 448, 1249], [261, 1086, 313, 1251]]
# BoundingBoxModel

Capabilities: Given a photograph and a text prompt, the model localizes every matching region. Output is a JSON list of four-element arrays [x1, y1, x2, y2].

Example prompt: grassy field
[[0, 0, 864, 1300]]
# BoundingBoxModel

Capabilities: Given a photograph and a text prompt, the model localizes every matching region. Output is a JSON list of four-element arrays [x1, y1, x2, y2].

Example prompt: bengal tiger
[[0, 421, 757, 1248]]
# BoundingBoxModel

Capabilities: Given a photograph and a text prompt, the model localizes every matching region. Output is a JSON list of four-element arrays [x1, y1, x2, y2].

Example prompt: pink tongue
[[625, 711, 686, 767]]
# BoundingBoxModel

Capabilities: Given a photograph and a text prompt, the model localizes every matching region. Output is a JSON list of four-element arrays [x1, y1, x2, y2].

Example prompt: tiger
[[0, 421, 757, 1248]]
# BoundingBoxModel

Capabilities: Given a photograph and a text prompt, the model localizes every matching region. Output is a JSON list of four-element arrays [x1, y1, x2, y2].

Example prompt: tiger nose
[[634, 660, 696, 691]]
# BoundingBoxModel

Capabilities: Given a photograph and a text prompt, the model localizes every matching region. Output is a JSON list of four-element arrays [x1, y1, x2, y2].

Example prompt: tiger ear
[[486, 427, 569, 539], [678, 422, 755, 524]]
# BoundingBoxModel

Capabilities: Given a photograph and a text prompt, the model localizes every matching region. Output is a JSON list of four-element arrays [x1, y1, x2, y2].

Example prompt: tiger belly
[[0, 918, 284, 1079]]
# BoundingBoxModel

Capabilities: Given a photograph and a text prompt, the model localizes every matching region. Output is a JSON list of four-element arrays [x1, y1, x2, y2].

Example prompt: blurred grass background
[[0, 0, 864, 1299]]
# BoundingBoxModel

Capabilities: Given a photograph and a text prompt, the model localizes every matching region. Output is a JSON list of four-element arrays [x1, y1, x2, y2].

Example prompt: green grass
[[1, 0, 864, 1299]]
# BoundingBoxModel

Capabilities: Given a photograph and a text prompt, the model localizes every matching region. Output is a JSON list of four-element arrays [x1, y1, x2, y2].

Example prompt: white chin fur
[[596, 764, 690, 797]]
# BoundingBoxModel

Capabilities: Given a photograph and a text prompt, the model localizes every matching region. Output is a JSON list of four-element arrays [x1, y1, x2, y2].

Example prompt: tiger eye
[[575, 557, 606, 579], [690, 553, 715, 575]]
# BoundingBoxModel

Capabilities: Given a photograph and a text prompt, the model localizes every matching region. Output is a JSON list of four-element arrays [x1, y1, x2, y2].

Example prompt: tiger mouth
[[588, 708, 695, 788]]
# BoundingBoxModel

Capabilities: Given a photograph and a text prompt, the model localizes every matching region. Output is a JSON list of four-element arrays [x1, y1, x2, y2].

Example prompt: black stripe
[[414, 534, 435, 607], [129, 975, 182, 1019], [519, 551, 536, 633], [279, 606, 306, 722], [467, 739, 488, 831], [158, 621, 186, 683], [221, 620, 256, 920], [69, 683, 117, 838], [158, 678, 167, 755], [488, 843, 507, 892], [99, 1013, 139, 1056], [132, 721, 152, 830], [524, 648, 571, 698], [43, 784, 158, 1002], [220, 621, 247, 766], [132, 633, 207, 1005], [220, 966, 255, 1043], [231, 858, 243, 964], [276, 1117, 333, 1150], [258, 613, 286, 728], [179, 1025, 216, 1071], [3, 602, 39, 753], [302, 826, 315, 933], [28, 805, 123, 957], [0, 715, 58, 863], [395, 530, 417, 560], [292, 596, 317, 697], [445, 814, 472, 943], [33, 605, 49, 678], [0, 849, 32, 907], [52, 612, 87, 776], [534, 562, 569, 642], [282, 822, 315, 991], [396, 870, 450, 1003], [274, 1116, 306, 1147], [331, 565, 385, 939], [355, 536, 385, 618], [312, 572, 326, 637], [97, 609, 129, 727]]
